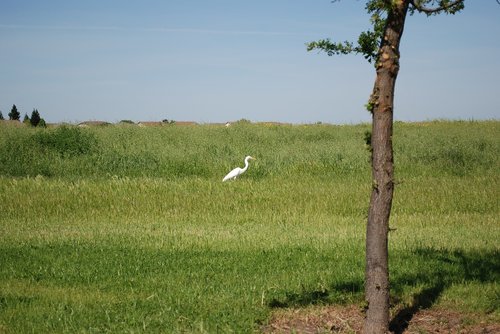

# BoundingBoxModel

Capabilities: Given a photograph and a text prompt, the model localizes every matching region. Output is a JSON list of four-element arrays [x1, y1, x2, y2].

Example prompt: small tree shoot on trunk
[[307, 1, 465, 332]]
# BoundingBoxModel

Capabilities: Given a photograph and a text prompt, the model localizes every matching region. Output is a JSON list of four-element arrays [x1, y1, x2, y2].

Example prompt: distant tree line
[[0, 104, 46, 127]]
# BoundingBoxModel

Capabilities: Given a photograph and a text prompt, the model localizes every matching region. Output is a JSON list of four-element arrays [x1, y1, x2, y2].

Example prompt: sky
[[1, 0, 499, 124]]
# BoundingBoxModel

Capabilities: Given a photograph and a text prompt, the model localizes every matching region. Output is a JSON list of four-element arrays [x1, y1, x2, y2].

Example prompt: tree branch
[[409, 0, 464, 14]]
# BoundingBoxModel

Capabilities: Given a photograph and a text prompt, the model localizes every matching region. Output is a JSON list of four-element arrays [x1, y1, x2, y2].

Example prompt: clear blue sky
[[1, 1, 499, 124]]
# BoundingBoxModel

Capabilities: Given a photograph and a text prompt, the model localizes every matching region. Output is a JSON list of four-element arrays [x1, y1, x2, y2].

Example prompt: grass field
[[0, 120, 498, 333]]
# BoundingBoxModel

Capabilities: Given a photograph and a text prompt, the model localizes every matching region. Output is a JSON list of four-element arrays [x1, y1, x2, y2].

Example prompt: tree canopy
[[30, 109, 41, 127], [8, 104, 20, 121], [307, 0, 465, 65]]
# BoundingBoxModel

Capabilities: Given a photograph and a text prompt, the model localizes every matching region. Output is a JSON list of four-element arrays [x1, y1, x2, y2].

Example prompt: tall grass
[[0, 121, 498, 333], [1, 121, 497, 179], [0, 122, 373, 179]]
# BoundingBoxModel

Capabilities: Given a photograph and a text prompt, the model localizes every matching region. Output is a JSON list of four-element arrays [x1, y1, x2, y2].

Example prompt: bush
[[34, 126, 99, 157]]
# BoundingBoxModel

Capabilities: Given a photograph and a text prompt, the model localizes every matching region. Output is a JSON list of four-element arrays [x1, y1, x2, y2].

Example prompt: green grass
[[0, 121, 498, 332]]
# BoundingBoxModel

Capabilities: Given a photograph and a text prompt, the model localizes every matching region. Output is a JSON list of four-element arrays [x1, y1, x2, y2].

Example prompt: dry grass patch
[[263, 305, 363, 334], [263, 305, 499, 334]]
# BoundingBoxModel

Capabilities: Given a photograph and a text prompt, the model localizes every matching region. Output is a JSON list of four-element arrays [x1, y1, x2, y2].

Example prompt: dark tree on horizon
[[8, 104, 20, 121], [30, 109, 41, 127]]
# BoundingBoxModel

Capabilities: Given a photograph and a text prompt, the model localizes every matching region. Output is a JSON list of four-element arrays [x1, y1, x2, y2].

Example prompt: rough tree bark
[[364, 2, 409, 333], [307, 1, 465, 332]]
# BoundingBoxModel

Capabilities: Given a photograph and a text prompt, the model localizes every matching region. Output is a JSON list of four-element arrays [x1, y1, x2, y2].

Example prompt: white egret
[[222, 156, 255, 182]]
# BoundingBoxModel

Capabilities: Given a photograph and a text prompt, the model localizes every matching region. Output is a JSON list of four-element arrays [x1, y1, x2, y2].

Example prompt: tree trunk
[[364, 2, 409, 333]]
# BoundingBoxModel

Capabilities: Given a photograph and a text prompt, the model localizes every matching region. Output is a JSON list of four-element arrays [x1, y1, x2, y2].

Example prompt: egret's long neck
[[242, 158, 250, 172]]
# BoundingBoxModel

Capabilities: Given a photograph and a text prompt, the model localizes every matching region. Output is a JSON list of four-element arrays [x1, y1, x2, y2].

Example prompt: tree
[[30, 109, 41, 127], [23, 113, 31, 125], [0, 111, 4, 120], [8, 104, 20, 121], [307, 1, 465, 332]]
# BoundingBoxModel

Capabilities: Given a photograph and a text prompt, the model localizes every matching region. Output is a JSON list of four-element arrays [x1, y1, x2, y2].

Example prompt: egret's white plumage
[[222, 156, 255, 182]]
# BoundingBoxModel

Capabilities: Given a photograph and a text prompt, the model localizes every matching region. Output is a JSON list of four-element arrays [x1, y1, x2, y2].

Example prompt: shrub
[[34, 126, 99, 157], [38, 119, 47, 128], [23, 114, 30, 125]]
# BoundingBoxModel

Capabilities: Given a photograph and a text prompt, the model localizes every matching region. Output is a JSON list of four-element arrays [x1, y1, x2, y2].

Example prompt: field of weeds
[[0, 120, 498, 333]]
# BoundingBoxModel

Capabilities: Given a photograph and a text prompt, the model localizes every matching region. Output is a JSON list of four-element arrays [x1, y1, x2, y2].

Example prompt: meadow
[[0, 120, 498, 333]]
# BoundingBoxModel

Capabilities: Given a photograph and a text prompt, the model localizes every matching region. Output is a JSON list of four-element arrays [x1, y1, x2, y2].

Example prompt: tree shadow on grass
[[388, 282, 446, 333], [268, 280, 364, 309], [269, 247, 499, 333], [389, 248, 499, 333]]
